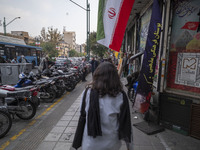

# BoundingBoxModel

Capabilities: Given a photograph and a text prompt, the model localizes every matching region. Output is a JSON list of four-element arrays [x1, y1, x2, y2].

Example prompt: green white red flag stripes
[[97, 0, 135, 52]]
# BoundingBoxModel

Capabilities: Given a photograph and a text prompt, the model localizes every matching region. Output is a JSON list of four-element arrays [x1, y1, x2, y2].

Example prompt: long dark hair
[[89, 62, 123, 97]]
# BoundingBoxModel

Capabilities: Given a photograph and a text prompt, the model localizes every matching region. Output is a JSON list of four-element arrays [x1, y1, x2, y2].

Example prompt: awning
[[130, 51, 144, 60]]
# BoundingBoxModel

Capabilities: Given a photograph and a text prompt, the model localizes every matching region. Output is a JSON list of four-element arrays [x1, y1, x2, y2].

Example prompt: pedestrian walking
[[82, 57, 87, 82], [73, 61, 133, 150], [122, 53, 128, 77], [18, 55, 28, 63], [90, 57, 98, 75], [18, 55, 28, 73], [38, 56, 54, 75]]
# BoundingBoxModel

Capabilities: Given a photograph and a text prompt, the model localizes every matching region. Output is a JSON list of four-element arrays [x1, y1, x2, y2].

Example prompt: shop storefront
[[161, 0, 200, 138], [124, 0, 200, 139]]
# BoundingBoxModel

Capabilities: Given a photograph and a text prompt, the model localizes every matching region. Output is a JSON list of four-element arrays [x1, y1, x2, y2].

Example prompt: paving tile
[[44, 133, 62, 141], [64, 126, 77, 134], [72, 115, 79, 121], [68, 120, 78, 127], [54, 142, 71, 150], [139, 146, 155, 150], [67, 107, 78, 112], [152, 145, 166, 150], [59, 133, 75, 142], [56, 120, 70, 127], [75, 111, 80, 116], [64, 111, 76, 116], [60, 115, 73, 121], [36, 141, 56, 150], [51, 126, 66, 133]]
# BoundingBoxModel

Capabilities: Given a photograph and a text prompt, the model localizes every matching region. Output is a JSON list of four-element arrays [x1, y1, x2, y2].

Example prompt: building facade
[[57, 41, 70, 57], [123, 0, 200, 139], [63, 31, 76, 50], [11, 31, 29, 44]]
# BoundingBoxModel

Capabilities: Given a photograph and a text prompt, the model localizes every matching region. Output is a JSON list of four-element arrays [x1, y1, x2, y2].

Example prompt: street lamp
[[69, 0, 90, 60], [3, 17, 21, 36]]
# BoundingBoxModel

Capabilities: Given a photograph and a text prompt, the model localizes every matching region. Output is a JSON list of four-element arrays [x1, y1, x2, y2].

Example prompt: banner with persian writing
[[133, 0, 162, 113]]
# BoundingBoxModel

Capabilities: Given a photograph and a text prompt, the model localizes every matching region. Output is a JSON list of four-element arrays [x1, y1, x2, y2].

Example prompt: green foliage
[[40, 26, 62, 57], [68, 49, 83, 57], [40, 42, 58, 58], [89, 31, 108, 58]]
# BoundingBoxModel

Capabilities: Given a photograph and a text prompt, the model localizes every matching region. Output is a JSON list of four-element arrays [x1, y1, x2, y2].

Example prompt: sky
[[0, 0, 99, 45]]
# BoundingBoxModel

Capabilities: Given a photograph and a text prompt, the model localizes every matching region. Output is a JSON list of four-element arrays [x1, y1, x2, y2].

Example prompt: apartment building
[[63, 31, 76, 50]]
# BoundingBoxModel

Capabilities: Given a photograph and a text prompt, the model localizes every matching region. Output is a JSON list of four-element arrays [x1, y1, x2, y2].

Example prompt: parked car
[[55, 58, 71, 68]]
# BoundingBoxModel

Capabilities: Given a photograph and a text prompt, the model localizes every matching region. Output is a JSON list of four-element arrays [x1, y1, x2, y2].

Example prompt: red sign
[[181, 22, 199, 30]]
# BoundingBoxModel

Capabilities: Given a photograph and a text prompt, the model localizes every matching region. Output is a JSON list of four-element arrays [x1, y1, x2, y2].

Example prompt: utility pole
[[69, 0, 90, 60], [3, 17, 21, 36], [3, 17, 6, 35]]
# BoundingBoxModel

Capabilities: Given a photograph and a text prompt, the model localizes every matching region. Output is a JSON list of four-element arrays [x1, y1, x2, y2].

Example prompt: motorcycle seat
[[14, 85, 35, 91], [0, 89, 8, 98], [7, 90, 31, 97], [33, 80, 47, 85]]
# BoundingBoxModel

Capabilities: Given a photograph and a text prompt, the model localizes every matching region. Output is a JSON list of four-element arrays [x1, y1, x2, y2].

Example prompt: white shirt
[[81, 89, 123, 150]]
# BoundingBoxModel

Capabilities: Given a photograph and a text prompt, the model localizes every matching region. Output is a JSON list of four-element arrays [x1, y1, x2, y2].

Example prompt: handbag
[[72, 87, 89, 149]]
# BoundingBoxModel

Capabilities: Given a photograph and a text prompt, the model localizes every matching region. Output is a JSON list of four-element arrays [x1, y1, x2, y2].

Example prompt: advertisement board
[[167, 0, 200, 94]]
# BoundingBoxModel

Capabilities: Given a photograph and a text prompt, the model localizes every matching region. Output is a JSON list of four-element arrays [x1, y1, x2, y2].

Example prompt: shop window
[[31, 49, 36, 56]]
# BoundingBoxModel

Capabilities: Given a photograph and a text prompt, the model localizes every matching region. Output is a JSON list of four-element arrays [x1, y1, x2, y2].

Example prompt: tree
[[40, 42, 58, 58], [89, 31, 108, 58], [68, 49, 83, 57], [40, 27, 62, 43], [40, 27, 62, 57]]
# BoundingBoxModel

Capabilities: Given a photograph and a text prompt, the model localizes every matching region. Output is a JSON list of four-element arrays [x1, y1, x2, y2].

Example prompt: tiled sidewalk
[[37, 95, 81, 150], [36, 93, 128, 150], [36, 78, 200, 150]]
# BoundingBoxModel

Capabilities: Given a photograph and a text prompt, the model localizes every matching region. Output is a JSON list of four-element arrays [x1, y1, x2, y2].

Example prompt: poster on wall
[[139, 7, 152, 52], [175, 53, 200, 87], [170, 0, 200, 52], [167, 0, 200, 93]]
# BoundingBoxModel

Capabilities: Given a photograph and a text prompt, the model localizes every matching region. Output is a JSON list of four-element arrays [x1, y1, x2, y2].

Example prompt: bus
[[0, 35, 43, 66]]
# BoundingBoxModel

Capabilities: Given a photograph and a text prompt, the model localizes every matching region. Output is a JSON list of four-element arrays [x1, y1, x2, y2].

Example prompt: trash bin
[[0, 63, 32, 85]]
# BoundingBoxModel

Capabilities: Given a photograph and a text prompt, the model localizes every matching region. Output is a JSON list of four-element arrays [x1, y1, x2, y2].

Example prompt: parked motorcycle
[[0, 84, 40, 108], [34, 78, 56, 103], [0, 109, 12, 138], [0, 89, 12, 139], [53, 69, 76, 92], [0, 89, 36, 120]]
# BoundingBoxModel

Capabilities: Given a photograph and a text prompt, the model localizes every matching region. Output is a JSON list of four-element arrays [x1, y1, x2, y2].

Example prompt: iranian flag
[[97, 0, 135, 52]]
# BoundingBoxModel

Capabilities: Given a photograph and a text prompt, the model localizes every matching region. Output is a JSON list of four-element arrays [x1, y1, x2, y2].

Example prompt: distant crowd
[[0, 55, 28, 64]]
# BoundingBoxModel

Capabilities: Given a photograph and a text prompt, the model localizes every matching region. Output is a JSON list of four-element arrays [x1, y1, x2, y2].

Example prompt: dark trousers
[[82, 69, 86, 81]]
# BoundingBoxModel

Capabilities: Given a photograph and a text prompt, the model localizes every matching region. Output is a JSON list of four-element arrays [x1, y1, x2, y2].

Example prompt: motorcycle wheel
[[65, 83, 75, 92], [56, 87, 65, 98], [16, 100, 36, 120], [40, 88, 56, 103], [0, 110, 12, 139]]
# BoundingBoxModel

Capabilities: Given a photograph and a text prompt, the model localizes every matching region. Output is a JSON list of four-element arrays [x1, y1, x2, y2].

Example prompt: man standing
[[82, 57, 87, 82], [18, 55, 28, 73], [11, 57, 17, 63], [90, 57, 99, 75]]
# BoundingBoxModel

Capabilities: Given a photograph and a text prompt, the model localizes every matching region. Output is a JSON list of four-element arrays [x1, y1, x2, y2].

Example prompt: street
[[0, 73, 92, 150]]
